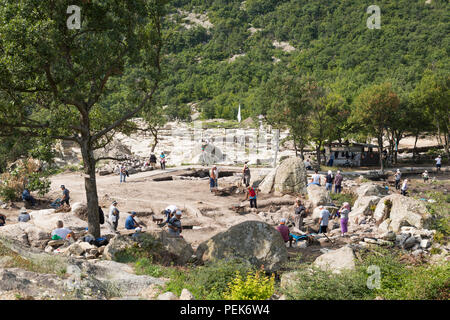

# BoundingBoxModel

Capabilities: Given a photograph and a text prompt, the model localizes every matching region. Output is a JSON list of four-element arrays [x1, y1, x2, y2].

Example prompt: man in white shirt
[[435, 155, 442, 172], [318, 206, 330, 234], [109, 200, 120, 231], [308, 169, 321, 186], [401, 179, 408, 196], [51, 220, 75, 240]]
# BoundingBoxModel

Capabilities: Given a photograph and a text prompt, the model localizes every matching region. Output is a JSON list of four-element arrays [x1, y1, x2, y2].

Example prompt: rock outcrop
[[195, 221, 288, 271], [307, 184, 331, 207], [313, 246, 356, 274], [259, 157, 307, 194]]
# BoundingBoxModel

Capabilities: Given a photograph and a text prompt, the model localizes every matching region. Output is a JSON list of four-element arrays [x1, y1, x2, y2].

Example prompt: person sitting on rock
[[168, 210, 183, 238], [18, 208, 31, 222], [308, 169, 321, 186], [60, 185, 70, 206], [51, 220, 75, 240], [125, 211, 140, 230], [276, 218, 293, 247], [22, 188, 36, 207], [244, 186, 258, 209], [0, 213, 6, 226], [304, 158, 312, 170], [317, 206, 330, 234]]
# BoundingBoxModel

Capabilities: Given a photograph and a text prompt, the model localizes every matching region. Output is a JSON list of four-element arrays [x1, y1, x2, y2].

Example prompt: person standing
[[327, 152, 335, 167], [109, 201, 120, 232], [294, 199, 307, 230], [338, 202, 350, 237], [394, 169, 402, 190], [209, 165, 218, 191], [334, 170, 343, 194], [422, 170, 429, 183], [149, 154, 157, 169], [60, 185, 70, 206], [318, 206, 330, 234], [435, 155, 442, 173], [160, 152, 166, 170], [245, 186, 258, 209], [120, 164, 127, 183], [242, 163, 251, 187], [401, 179, 408, 196], [325, 170, 334, 191]]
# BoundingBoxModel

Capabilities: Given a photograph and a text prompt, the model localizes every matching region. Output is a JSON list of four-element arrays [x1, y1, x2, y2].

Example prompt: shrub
[[135, 257, 164, 278], [223, 269, 275, 300], [330, 192, 357, 207], [164, 259, 252, 300]]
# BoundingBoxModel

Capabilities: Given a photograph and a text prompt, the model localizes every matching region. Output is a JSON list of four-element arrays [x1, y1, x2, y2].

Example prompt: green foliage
[[330, 192, 357, 207], [114, 234, 164, 264], [164, 259, 253, 299], [282, 247, 450, 300], [135, 257, 165, 278], [223, 269, 275, 300]]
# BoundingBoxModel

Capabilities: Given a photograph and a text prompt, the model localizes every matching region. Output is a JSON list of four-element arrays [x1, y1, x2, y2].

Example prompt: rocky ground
[[0, 158, 448, 300]]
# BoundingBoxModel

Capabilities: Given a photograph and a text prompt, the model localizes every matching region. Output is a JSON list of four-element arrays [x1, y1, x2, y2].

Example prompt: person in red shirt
[[244, 186, 258, 208], [276, 218, 293, 247]]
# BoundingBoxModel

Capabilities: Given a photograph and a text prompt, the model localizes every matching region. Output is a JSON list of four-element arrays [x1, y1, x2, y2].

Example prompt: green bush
[[224, 270, 275, 300], [330, 192, 357, 207], [135, 257, 165, 278], [164, 259, 253, 300]]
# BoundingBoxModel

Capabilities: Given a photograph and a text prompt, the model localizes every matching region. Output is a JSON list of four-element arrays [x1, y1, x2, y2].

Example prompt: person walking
[[325, 170, 334, 192], [394, 169, 401, 190], [334, 170, 343, 193], [338, 202, 350, 237]]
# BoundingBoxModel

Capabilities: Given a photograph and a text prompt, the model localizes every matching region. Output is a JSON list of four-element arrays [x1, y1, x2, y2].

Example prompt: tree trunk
[[378, 135, 384, 173], [413, 133, 419, 162], [80, 137, 101, 238], [150, 128, 158, 153], [316, 142, 322, 170]]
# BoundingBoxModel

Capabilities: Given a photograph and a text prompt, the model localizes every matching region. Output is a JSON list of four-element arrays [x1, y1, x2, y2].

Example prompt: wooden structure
[[324, 143, 380, 167]]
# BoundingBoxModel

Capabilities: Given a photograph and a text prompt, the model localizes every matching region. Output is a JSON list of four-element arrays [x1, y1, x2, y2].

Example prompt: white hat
[[135, 227, 142, 233]]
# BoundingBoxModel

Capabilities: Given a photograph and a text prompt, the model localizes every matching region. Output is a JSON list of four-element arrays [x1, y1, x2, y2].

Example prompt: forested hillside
[[156, 0, 449, 120]]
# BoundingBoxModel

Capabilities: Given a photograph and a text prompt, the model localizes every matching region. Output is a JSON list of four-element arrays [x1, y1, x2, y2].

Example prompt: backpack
[[93, 237, 109, 247]]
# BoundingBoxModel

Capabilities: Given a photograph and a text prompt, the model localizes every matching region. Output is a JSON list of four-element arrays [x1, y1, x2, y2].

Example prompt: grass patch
[[330, 192, 357, 207]]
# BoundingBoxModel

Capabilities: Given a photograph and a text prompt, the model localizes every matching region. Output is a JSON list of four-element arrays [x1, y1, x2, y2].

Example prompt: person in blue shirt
[[22, 188, 36, 206], [60, 185, 70, 206], [125, 211, 140, 230]]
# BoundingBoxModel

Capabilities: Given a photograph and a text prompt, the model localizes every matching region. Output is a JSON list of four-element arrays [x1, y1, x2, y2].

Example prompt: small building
[[324, 143, 380, 167]]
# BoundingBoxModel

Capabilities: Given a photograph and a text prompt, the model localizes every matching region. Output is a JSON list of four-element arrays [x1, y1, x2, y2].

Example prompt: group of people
[[308, 169, 344, 194], [276, 200, 352, 247]]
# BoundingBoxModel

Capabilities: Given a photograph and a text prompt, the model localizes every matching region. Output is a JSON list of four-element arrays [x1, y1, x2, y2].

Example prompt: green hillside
[[157, 0, 449, 120]]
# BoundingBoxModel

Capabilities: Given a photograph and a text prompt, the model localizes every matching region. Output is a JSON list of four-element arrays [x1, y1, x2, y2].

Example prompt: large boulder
[[258, 157, 307, 194], [372, 194, 432, 232], [103, 235, 135, 261], [0, 223, 29, 246], [195, 221, 288, 272], [273, 157, 308, 194], [355, 183, 388, 197], [71, 202, 88, 221], [146, 230, 194, 265], [307, 184, 331, 207], [349, 196, 381, 224], [313, 246, 356, 274]]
